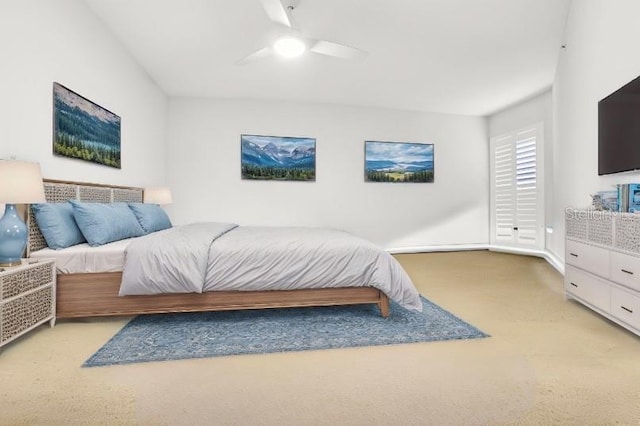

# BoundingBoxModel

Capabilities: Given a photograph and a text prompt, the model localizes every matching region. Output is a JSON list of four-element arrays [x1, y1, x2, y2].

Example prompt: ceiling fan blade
[[310, 40, 368, 60], [236, 47, 272, 65], [261, 0, 291, 27]]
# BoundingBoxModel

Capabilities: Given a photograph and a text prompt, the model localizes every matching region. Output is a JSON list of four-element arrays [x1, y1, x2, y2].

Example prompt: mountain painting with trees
[[53, 83, 121, 169], [241, 134, 316, 181], [365, 141, 434, 183]]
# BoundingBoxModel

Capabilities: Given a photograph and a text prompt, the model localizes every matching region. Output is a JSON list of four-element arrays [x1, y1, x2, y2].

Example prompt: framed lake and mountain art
[[53, 82, 121, 169], [241, 134, 316, 181], [364, 140, 434, 183]]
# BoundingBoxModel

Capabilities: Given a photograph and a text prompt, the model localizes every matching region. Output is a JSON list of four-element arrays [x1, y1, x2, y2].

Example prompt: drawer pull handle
[[570, 282, 578, 288], [621, 306, 633, 314], [569, 253, 578, 257], [621, 269, 634, 275]]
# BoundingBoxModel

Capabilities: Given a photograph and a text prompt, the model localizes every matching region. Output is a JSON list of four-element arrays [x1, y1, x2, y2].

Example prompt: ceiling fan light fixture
[[273, 37, 306, 58]]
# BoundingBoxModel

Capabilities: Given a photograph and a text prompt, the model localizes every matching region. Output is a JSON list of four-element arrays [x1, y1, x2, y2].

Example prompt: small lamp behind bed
[[143, 187, 172, 205], [0, 160, 46, 266]]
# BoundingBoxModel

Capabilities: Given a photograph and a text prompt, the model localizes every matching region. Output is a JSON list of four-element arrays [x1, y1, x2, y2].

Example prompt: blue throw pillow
[[127, 203, 172, 234], [31, 203, 86, 249], [69, 201, 145, 246]]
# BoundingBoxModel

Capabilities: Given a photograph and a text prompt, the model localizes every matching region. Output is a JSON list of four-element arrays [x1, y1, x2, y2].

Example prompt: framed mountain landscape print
[[365, 141, 434, 183], [241, 134, 316, 181], [53, 82, 121, 168]]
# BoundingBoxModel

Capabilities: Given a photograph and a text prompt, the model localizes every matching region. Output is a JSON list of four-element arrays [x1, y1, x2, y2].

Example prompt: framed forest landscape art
[[53, 82, 121, 168], [241, 134, 316, 181], [365, 141, 434, 183]]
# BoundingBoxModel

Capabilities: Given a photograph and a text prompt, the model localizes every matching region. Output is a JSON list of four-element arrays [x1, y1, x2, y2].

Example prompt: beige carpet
[[1, 251, 639, 425]]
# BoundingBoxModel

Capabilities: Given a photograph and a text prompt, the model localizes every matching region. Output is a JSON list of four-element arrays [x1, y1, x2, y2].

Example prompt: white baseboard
[[386, 243, 489, 254], [489, 245, 565, 275], [542, 251, 564, 275], [387, 244, 565, 275]]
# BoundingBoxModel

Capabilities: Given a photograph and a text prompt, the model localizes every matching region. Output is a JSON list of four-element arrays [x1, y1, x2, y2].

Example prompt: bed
[[28, 180, 421, 319]]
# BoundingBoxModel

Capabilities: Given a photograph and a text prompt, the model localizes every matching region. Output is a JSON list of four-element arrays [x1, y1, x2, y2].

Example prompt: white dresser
[[565, 210, 640, 336]]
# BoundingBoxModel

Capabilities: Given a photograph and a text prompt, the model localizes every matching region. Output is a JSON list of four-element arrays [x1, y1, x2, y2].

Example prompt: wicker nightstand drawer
[[1, 261, 54, 299], [0, 259, 56, 349]]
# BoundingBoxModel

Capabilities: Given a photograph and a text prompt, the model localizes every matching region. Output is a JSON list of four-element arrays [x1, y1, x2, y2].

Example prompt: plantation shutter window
[[493, 136, 516, 243], [490, 124, 543, 250], [514, 129, 538, 245]]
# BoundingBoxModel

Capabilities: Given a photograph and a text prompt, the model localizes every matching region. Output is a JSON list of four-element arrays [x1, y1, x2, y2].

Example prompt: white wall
[[166, 99, 489, 249], [488, 90, 556, 254], [553, 0, 640, 260], [0, 0, 167, 188], [489, 91, 552, 146]]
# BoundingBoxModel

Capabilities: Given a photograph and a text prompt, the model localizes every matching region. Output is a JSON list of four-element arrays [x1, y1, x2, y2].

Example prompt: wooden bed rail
[[56, 272, 390, 319]]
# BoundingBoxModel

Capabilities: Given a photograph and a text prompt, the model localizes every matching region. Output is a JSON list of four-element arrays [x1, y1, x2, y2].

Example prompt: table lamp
[[0, 160, 46, 266], [143, 187, 172, 205]]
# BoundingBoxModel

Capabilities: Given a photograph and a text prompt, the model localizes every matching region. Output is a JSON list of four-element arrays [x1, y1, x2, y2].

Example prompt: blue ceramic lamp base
[[0, 204, 27, 267]]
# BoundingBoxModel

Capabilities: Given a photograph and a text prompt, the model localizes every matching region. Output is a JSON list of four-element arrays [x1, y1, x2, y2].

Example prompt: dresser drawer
[[565, 266, 611, 312], [565, 240, 610, 279], [610, 286, 640, 331], [611, 251, 640, 291]]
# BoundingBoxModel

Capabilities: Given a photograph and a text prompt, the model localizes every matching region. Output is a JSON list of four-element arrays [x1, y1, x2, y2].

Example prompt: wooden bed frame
[[29, 179, 390, 319]]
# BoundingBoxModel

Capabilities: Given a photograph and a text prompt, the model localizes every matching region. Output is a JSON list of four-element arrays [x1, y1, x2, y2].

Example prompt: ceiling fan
[[237, 0, 368, 65]]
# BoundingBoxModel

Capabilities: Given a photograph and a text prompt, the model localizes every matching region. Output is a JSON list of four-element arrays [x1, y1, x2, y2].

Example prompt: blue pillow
[[31, 203, 86, 249], [69, 201, 145, 246], [128, 203, 172, 234]]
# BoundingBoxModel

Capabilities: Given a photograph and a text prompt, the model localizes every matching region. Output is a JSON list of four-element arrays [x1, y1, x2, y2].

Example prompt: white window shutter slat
[[493, 137, 515, 242], [515, 133, 537, 246], [490, 125, 542, 249]]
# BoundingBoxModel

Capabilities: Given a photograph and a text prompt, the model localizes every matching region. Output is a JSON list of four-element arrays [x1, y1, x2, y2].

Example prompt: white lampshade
[[0, 160, 46, 203], [144, 187, 172, 205]]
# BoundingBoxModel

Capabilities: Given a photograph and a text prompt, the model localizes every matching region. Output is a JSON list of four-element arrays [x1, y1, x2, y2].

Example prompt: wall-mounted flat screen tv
[[598, 75, 640, 175]]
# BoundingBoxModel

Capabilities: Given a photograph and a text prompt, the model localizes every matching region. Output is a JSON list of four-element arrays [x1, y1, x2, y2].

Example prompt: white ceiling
[[83, 0, 571, 116]]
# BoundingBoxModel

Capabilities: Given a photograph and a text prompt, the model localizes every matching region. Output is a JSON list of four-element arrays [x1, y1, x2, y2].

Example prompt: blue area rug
[[83, 296, 488, 367]]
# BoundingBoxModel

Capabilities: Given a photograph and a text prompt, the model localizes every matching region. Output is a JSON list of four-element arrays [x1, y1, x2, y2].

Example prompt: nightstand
[[0, 259, 56, 349]]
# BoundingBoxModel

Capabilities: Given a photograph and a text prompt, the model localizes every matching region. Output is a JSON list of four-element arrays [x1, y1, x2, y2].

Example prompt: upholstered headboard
[[27, 179, 143, 254]]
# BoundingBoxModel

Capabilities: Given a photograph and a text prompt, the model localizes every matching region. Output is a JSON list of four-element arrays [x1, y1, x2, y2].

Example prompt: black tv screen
[[598, 75, 640, 175]]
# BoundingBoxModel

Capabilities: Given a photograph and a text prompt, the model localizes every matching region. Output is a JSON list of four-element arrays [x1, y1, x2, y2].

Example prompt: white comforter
[[120, 223, 422, 311]]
